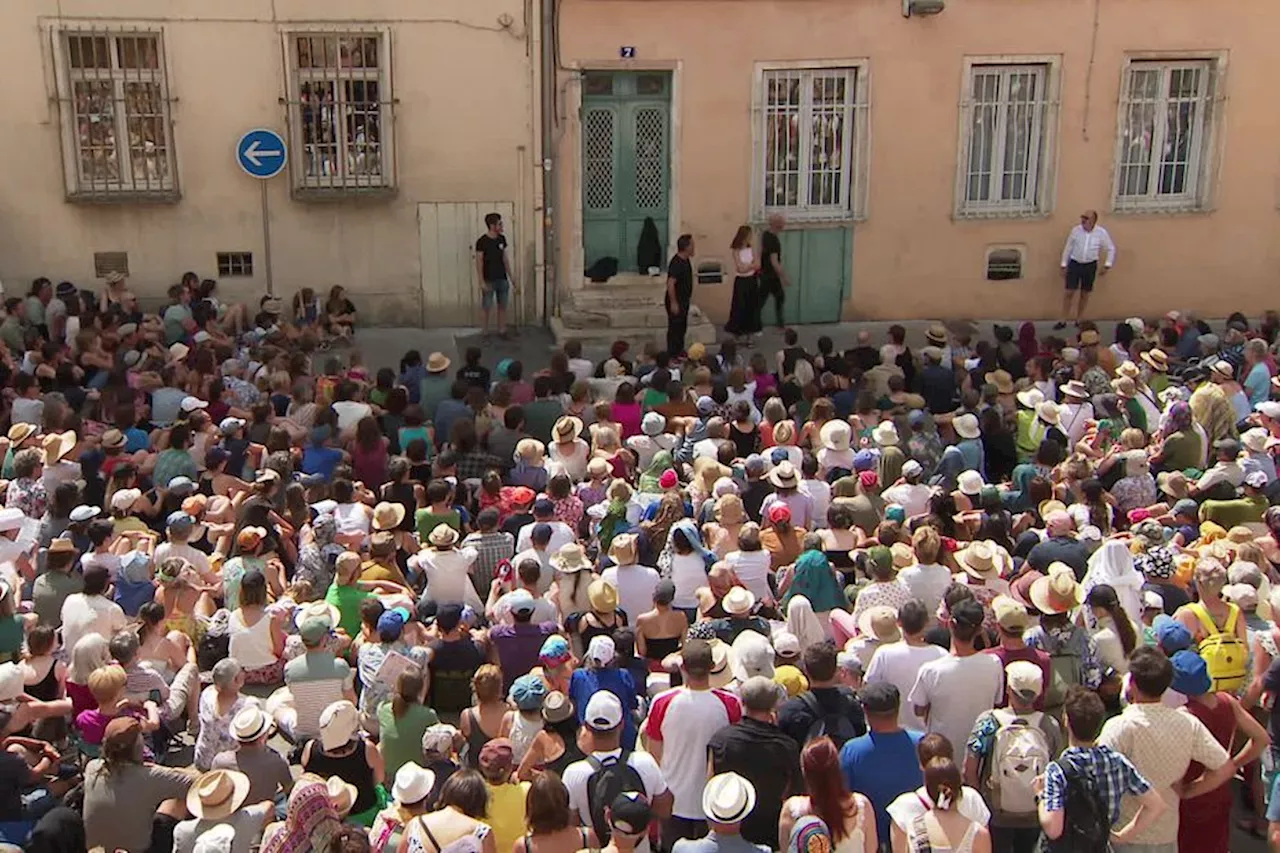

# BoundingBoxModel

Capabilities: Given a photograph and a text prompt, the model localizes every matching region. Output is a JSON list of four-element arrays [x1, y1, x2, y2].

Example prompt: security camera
[[903, 0, 945, 16]]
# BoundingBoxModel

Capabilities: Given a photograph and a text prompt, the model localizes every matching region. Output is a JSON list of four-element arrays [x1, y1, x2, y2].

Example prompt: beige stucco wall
[[0, 0, 541, 326], [555, 0, 1280, 323]]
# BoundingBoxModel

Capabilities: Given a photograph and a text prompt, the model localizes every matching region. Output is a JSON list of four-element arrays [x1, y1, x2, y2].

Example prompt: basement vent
[[697, 261, 724, 285], [93, 251, 129, 278], [986, 247, 1023, 281], [217, 252, 254, 277]]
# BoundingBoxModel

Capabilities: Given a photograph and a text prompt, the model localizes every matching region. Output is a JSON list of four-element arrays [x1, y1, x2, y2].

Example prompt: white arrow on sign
[[243, 139, 283, 167]]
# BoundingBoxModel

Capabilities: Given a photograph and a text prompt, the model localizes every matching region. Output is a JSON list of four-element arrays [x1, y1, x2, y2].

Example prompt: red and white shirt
[[642, 686, 742, 819]]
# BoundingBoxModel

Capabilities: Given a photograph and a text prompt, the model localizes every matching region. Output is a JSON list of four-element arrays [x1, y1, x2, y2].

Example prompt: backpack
[[799, 690, 860, 748], [1044, 760, 1111, 853], [1189, 601, 1248, 692], [1041, 631, 1083, 719], [983, 710, 1051, 815], [584, 750, 645, 843]]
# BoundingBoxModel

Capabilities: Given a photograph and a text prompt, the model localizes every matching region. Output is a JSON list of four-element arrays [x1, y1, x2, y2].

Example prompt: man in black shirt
[[475, 212, 514, 339], [665, 234, 695, 357], [777, 641, 866, 749], [759, 214, 790, 329]]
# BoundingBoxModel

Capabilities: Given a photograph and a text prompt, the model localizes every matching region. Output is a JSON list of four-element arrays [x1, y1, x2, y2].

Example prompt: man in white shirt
[[515, 501, 576, 554], [601, 534, 661, 623], [1057, 210, 1116, 329], [865, 600, 946, 731], [880, 460, 932, 519], [513, 523, 556, 594], [907, 599, 1003, 750], [331, 383, 373, 433], [60, 564, 128, 656], [487, 558, 558, 624]]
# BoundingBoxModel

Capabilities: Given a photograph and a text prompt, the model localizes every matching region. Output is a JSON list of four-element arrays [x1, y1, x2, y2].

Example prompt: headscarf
[[296, 512, 341, 592], [782, 550, 847, 614], [598, 480, 633, 553], [788, 815, 833, 853], [639, 450, 675, 494], [1081, 539, 1144, 627], [261, 780, 342, 853], [786, 595, 825, 650], [643, 492, 685, 558], [658, 517, 713, 579], [1017, 321, 1038, 363], [1161, 400, 1193, 439], [932, 445, 966, 492]]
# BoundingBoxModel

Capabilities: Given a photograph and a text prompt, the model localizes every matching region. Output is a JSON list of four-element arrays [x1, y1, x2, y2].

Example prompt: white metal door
[[418, 201, 518, 327]]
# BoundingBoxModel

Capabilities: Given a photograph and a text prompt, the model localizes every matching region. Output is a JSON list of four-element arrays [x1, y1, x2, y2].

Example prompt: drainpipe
[[540, 0, 558, 326]]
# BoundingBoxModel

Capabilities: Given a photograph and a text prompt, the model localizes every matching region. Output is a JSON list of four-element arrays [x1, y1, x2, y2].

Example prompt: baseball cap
[[773, 631, 800, 658], [859, 682, 900, 715], [1005, 661, 1044, 702], [1172, 498, 1200, 518], [507, 589, 538, 617], [533, 498, 556, 517], [992, 595, 1029, 632], [376, 609, 407, 640], [1154, 615, 1193, 654], [584, 690, 624, 731], [609, 792, 653, 836], [166, 511, 195, 531], [696, 396, 716, 416]]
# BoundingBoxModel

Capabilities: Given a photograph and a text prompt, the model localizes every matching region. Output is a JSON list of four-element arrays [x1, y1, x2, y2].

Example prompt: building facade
[[554, 0, 1280, 324], [0, 0, 543, 325]]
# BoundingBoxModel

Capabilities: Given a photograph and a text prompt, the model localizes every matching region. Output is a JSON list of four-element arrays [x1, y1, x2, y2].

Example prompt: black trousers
[[666, 306, 689, 357], [759, 278, 785, 326]]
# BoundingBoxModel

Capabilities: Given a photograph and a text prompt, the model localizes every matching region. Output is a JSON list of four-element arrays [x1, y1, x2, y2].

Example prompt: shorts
[[482, 278, 510, 309], [1065, 259, 1098, 292]]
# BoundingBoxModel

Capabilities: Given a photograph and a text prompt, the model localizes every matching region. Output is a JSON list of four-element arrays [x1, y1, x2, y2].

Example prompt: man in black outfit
[[759, 214, 790, 329], [475, 212, 515, 339], [665, 234, 695, 357]]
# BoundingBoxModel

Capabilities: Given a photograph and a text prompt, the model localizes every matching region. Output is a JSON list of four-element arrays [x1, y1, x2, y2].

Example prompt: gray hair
[[108, 630, 139, 666], [738, 676, 785, 713], [837, 651, 865, 676], [1228, 560, 1264, 589], [1247, 338, 1269, 359], [212, 658, 243, 690], [12, 448, 41, 480]]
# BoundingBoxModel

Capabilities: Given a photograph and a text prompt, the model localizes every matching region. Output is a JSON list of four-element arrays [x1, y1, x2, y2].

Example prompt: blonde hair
[[912, 525, 942, 565], [270, 370, 292, 394], [472, 664, 504, 703], [88, 664, 128, 704], [1120, 428, 1147, 451]]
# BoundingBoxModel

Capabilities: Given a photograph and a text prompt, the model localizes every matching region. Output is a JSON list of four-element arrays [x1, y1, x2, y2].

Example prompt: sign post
[[235, 129, 289, 295]]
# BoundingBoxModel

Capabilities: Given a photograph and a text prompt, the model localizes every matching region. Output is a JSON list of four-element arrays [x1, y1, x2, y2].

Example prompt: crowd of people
[[2, 270, 1280, 853]]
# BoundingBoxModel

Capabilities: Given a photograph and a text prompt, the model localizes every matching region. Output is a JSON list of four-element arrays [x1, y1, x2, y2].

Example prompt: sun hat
[[554, 416, 585, 442], [1060, 380, 1089, 399], [769, 461, 799, 490], [1111, 377, 1137, 399], [421, 723, 460, 759], [539, 635, 572, 668], [953, 413, 980, 440], [722, 586, 756, 617], [42, 430, 77, 465], [552, 542, 593, 573], [510, 673, 549, 711], [326, 775, 357, 817], [392, 761, 436, 806], [985, 370, 1015, 395], [110, 487, 142, 512], [372, 501, 406, 531], [715, 494, 746, 526], [231, 706, 274, 742], [541, 691, 574, 724], [70, 505, 100, 523], [100, 429, 126, 450], [872, 421, 899, 447], [1005, 660, 1044, 702], [5, 423, 35, 445], [1015, 387, 1045, 410], [957, 470, 985, 496], [608, 533, 639, 566], [773, 420, 797, 445], [1116, 360, 1141, 381], [1141, 348, 1170, 372], [1157, 471, 1191, 500], [729, 631, 775, 683], [1029, 570, 1084, 615], [428, 524, 460, 548], [1246, 470, 1269, 489], [992, 595, 1030, 631], [169, 342, 191, 363], [820, 420, 852, 452], [1209, 359, 1234, 380], [187, 770, 251, 821], [702, 772, 756, 825], [294, 600, 341, 634], [1036, 401, 1061, 426], [926, 323, 949, 345], [426, 352, 451, 373], [640, 412, 667, 437], [588, 579, 618, 613], [1256, 401, 1280, 419], [584, 690, 624, 731], [318, 700, 359, 751], [857, 605, 902, 642], [515, 438, 546, 464], [1242, 428, 1274, 454], [1169, 649, 1212, 697]]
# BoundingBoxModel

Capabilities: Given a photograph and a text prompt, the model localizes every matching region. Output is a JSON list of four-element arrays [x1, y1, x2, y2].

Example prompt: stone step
[[551, 312, 717, 351]]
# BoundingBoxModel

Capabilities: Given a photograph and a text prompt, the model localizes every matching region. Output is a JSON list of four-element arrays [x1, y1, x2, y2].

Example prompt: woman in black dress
[[725, 225, 761, 343]]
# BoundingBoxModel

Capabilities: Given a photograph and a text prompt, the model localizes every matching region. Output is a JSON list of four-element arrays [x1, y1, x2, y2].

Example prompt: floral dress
[[193, 686, 258, 770]]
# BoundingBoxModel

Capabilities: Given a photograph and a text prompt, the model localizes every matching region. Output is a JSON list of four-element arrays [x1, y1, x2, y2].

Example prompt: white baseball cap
[[583, 690, 624, 731]]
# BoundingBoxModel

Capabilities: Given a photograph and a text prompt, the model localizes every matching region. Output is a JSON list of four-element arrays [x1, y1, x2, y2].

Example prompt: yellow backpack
[[1189, 602, 1248, 693]]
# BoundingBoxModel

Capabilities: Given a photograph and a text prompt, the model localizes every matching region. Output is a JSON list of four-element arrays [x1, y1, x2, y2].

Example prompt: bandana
[[1134, 545, 1176, 580]]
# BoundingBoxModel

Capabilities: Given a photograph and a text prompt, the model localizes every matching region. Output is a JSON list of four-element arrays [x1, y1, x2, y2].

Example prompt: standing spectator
[[671, 772, 769, 853], [985, 596, 1052, 710], [864, 600, 945, 731], [907, 599, 1003, 751], [838, 683, 924, 846], [780, 737, 877, 853], [778, 641, 867, 750]]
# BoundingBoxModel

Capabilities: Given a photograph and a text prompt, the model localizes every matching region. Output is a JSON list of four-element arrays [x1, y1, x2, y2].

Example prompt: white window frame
[[752, 60, 870, 222], [282, 28, 396, 195], [954, 57, 1060, 219], [50, 26, 179, 200], [1111, 54, 1225, 213]]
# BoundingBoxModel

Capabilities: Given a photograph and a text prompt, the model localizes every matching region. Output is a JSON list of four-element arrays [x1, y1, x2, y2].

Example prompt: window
[[986, 247, 1024, 281], [1114, 59, 1219, 211], [216, 252, 254, 277], [957, 61, 1057, 217], [58, 30, 177, 199], [92, 251, 129, 278], [756, 65, 869, 220], [287, 33, 393, 193]]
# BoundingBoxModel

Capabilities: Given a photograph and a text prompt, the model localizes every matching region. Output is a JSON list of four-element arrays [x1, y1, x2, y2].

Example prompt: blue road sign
[[236, 128, 288, 179]]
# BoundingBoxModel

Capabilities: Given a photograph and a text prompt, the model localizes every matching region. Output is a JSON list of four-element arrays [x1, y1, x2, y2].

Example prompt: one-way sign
[[236, 128, 288, 179]]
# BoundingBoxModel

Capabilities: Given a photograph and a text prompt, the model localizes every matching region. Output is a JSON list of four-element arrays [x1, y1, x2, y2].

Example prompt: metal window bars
[[60, 27, 178, 200], [287, 33, 395, 193], [959, 65, 1049, 217]]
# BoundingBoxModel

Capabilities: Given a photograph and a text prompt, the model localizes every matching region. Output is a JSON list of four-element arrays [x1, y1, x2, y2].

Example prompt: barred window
[[59, 30, 177, 199], [287, 33, 393, 193], [1114, 60, 1217, 211], [957, 64, 1054, 217], [756, 66, 868, 221]]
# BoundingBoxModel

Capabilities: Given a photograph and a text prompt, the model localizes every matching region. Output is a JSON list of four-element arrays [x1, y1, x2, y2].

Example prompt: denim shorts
[[482, 278, 510, 309]]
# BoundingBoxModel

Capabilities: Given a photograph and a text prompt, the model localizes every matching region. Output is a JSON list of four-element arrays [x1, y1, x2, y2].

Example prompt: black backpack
[[1045, 760, 1111, 853], [799, 691, 860, 749], [585, 751, 646, 843]]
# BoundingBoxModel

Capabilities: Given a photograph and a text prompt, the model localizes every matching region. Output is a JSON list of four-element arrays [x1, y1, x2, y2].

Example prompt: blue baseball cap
[[853, 449, 877, 472], [533, 498, 556, 517], [696, 396, 716, 416], [166, 511, 195, 531], [1169, 649, 1211, 696], [1154, 615, 1193, 654], [376, 609, 406, 640]]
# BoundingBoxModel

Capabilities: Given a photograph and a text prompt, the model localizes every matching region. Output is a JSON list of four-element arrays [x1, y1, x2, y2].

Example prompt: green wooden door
[[776, 227, 853, 324], [582, 72, 671, 274]]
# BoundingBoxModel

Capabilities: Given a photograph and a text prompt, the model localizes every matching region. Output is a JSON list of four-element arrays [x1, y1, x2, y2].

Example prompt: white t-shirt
[[80, 552, 123, 583], [865, 641, 947, 731], [693, 438, 722, 461], [907, 652, 1004, 751], [880, 483, 933, 519], [896, 564, 953, 617], [886, 786, 991, 832], [512, 547, 555, 595], [491, 589, 558, 626], [601, 564, 661, 623], [548, 438, 591, 483], [332, 400, 373, 433], [154, 542, 212, 582], [567, 358, 595, 383], [564, 749, 667, 853], [669, 552, 709, 610], [626, 434, 680, 472], [642, 687, 743, 819], [515, 521, 576, 556], [818, 448, 855, 475], [799, 479, 831, 528], [724, 550, 772, 603], [60, 594, 128, 655]]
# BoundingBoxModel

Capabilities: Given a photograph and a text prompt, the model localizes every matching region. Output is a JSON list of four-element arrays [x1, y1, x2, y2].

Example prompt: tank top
[[334, 502, 371, 536], [462, 707, 498, 769], [382, 482, 419, 532], [229, 608, 278, 670], [307, 738, 377, 814], [507, 713, 541, 765], [24, 658, 59, 702], [642, 635, 682, 663], [542, 739, 585, 778]]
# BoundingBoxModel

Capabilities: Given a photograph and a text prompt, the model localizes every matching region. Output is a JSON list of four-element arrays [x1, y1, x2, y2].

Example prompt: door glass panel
[[584, 109, 615, 211], [584, 73, 614, 96], [633, 107, 665, 210], [635, 74, 666, 96]]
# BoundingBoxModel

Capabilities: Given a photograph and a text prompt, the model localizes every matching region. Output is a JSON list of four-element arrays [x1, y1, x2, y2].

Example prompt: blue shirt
[[1245, 362, 1272, 407], [123, 427, 150, 454], [301, 444, 344, 481], [569, 666, 640, 750], [1043, 744, 1150, 826], [839, 729, 924, 843], [150, 387, 188, 428]]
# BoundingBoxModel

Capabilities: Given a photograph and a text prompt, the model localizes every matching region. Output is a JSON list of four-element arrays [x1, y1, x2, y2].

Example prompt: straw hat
[[293, 600, 341, 632], [428, 524, 460, 548], [772, 420, 797, 445], [890, 541, 915, 569], [1060, 380, 1089, 400], [186, 770, 251, 821], [100, 429, 126, 450], [1111, 377, 1136, 399], [1060, 347, 1081, 364], [820, 420, 852, 452], [872, 421, 899, 447], [169, 342, 190, 363], [515, 438, 546, 465], [1141, 349, 1170, 372], [553, 416, 584, 442], [985, 370, 1015, 395], [768, 461, 799, 490], [372, 501, 406, 531], [392, 762, 437, 806], [588, 579, 618, 613], [1242, 428, 1276, 454], [1209, 359, 1234, 381], [608, 533, 639, 566], [858, 605, 902, 642], [1036, 401, 1061, 426], [1157, 471, 1191, 500], [702, 772, 757, 825], [957, 470, 985, 496], [552, 542, 593, 573], [722, 586, 756, 617], [1029, 570, 1084, 615], [957, 540, 1009, 580], [1015, 387, 1044, 409], [5, 424, 35, 445], [42, 431, 76, 465], [1116, 361, 1141, 380], [1079, 330, 1101, 346], [426, 352, 451, 373], [953, 413, 980, 440], [926, 323, 949, 346]]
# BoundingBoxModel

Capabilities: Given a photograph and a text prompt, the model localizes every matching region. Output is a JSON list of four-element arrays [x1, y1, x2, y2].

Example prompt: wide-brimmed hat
[[1141, 349, 1169, 372], [110, 488, 142, 512], [1029, 570, 1084, 615], [608, 533, 639, 566], [957, 470, 985, 496], [1015, 387, 1044, 409], [327, 776, 358, 817], [426, 352, 451, 373], [1036, 401, 1061, 426], [5, 423, 36, 445], [1157, 471, 1191, 500], [100, 429, 126, 450], [1060, 380, 1089, 400], [891, 542, 915, 569], [953, 413, 980, 440], [294, 600, 341, 633], [729, 631, 775, 683], [372, 501, 406, 531], [926, 323, 948, 345], [187, 770, 251, 821], [588, 579, 618, 613], [552, 542, 593, 573], [319, 700, 360, 751], [772, 420, 797, 445], [554, 416, 585, 442], [857, 605, 902, 642], [769, 461, 799, 489], [640, 412, 667, 438], [231, 706, 274, 742], [702, 772, 757, 825], [169, 342, 191, 363], [428, 523, 460, 548], [392, 762, 436, 806], [1115, 360, 1141, 380], [722, 586, 756, 617], [42, 431, 76, 465], [957, 540, 1009, 579], [1111, 377, 1136, 399], [820, 420, 852, 452], [872, 421, 899, 447], [985, 370, 1015, 394], [1242, 428, 1276, 454]]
